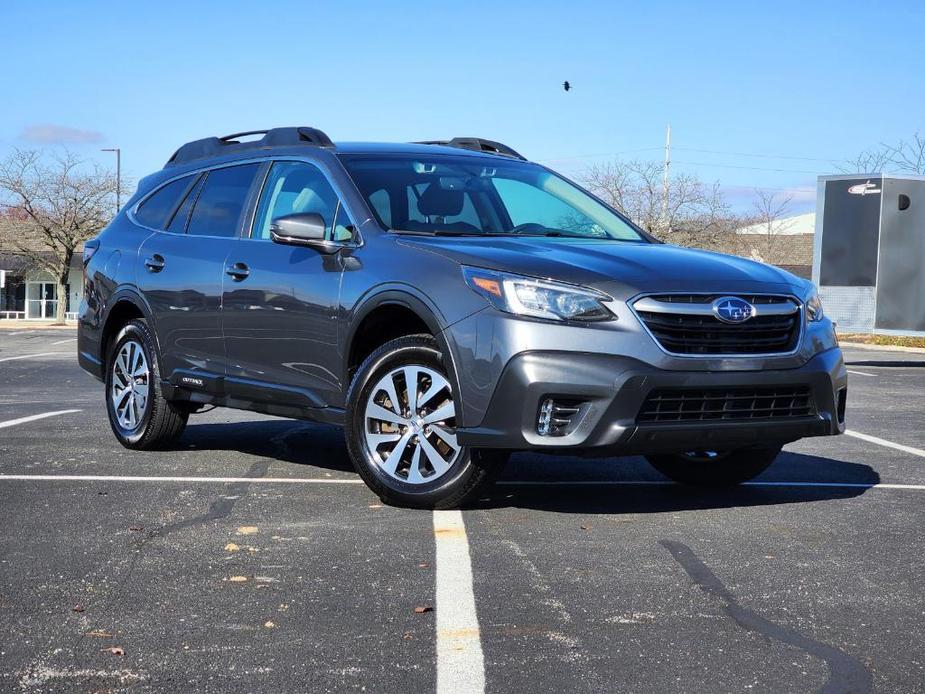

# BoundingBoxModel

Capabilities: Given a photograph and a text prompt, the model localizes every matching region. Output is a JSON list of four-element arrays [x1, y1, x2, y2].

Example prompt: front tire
[[645, 445, 782, 486], [105, 319, 187, 450], [346, 335, 505, 509]]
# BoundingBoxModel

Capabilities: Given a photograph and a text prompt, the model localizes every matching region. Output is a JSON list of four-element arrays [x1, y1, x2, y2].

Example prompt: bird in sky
[[563, 81, 571, 92]]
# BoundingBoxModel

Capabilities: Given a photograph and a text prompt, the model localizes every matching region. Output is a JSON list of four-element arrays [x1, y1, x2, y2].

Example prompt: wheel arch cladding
[[345, 290, 467, 424]]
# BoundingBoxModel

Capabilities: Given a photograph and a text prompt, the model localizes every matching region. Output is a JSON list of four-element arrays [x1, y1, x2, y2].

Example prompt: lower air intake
[[637, 386, 814, 423]]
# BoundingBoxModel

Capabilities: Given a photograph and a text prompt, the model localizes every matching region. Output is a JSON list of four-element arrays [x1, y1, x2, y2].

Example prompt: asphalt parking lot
[[1, 327, 923, 693]]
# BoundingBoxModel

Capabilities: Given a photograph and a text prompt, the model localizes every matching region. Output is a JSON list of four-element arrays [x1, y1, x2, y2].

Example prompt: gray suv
[[78, 127, 847, 508]]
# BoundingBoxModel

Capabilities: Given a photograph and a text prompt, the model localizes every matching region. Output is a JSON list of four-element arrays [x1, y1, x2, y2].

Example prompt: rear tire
[[345, 334, 506, 509], [645, 445, 782, 486], [105, 318, 187, 450]]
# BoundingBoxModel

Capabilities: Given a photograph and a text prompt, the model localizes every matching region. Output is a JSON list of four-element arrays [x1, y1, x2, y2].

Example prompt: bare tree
[[0, 149, 117, 323], [581, 159, 740, 248], [742, 189, 794, 263], [842, 131, 925, 175], [885, 131, 925, 174]]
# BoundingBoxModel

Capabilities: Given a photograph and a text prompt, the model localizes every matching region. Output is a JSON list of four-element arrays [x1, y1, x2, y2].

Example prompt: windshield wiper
[[392, 229, 486, 237]]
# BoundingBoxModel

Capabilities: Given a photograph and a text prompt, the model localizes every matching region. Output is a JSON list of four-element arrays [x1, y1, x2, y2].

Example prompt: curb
[[839, 340, 925, 355]]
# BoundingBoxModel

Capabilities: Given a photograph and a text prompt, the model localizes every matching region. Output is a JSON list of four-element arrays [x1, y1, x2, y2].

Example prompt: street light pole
[[101, 148, 121, 213]]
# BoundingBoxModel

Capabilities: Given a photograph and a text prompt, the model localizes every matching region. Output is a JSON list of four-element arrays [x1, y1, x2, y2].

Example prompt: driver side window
[[252, 161, 343, 241]]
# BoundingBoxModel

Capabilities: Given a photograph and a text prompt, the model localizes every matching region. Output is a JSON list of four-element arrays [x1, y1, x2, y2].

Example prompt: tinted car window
[[135, 175, 194, 229], [166, 174, 204, 234], [332, 203, 355, 242], [408, 183, 481, 232], [339, 154, 643, 240], [252, 161, 340, 240], [368, 189, 392, 228], [492, 178, 599, 235], [187, 164, 260, 237]]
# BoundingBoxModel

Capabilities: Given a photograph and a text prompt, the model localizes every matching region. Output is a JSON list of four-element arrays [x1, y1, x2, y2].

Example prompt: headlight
[[806, 291, 824, 322], [462, 267, 614, 322]]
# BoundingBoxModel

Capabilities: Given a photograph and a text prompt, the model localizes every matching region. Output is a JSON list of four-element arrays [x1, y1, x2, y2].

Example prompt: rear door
[[136, 163, 260, 386], [221, 159, 356, 410]]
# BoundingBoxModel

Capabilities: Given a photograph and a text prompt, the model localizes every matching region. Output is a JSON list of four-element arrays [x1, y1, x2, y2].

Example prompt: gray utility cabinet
[[813, 174, 925, 335]]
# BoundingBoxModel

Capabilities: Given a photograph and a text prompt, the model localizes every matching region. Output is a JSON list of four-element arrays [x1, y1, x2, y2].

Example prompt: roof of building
[[736, 211, 816, 236], [0, 221, 84, 269]]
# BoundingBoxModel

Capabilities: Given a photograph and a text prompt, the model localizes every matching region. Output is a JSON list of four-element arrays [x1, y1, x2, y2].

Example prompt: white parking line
[[0, 352, 70, 363], [498, 480, 925, 491], [433, 510, 485, 694], [0, 474, 923, 491], [0, 474, 364, 483], [847, 369, 876, 377], [50, 338, 77, 346], [845, 429, 925, 458], [0, 409, 82, 430]]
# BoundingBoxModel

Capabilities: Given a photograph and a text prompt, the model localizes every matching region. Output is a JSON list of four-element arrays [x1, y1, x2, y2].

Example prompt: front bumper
[[454, 346, 847, 455]]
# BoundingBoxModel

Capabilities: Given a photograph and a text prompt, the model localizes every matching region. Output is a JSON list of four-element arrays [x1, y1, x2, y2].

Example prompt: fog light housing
[[537, 398, 583, 437]]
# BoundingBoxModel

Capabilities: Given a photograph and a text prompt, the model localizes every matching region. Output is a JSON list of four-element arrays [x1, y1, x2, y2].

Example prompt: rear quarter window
[[134, 175, 195, 229]]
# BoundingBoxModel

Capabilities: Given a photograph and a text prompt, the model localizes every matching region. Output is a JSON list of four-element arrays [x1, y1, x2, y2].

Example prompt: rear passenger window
[[135, 176, 194, 229], [166, 174, 204, 233], [187, 164, 260, 237]]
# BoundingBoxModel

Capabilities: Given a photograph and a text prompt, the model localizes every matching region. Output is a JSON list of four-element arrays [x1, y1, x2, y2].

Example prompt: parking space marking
[[50, 338, 77, 345], [845, 429, 925, 458], [0, 409, 82, 430], [0, 475, 923, 491], [0, 474, 364, 484], [433, 510, 485, 694], [847, 369, 876, 377], [498, 480, 925, 491], [0, 352, 70, 363]]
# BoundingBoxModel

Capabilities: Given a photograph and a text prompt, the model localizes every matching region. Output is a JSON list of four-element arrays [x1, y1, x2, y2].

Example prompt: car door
[[136, 163, 260, 386], [221, 159, 356, 410]]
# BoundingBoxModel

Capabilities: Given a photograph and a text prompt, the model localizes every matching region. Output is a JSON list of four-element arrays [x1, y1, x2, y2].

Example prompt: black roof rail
[[415, 137, 526, 161], [165, 127, 334, 168]]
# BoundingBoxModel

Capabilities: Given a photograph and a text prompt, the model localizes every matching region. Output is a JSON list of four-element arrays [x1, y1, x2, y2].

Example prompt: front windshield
[[338, 154, 645, 241]]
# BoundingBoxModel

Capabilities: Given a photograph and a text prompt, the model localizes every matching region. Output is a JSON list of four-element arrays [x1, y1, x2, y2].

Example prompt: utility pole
[[101, 148, 121, 213], [662, 124, 671, 234]]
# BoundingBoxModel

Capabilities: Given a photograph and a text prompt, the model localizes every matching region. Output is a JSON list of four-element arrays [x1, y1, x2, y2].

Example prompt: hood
[[398, 236, 806, 298]]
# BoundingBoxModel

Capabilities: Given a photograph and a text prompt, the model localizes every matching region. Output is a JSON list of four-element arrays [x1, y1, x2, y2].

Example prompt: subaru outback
[[78, 127, 847, 508]]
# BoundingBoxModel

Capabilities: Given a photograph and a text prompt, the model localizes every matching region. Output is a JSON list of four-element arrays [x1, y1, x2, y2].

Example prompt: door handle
[[144, 254, 165, 272], [225, 262, 250, 281]]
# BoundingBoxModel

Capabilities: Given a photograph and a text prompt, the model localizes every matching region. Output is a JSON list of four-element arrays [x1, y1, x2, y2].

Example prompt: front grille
[[634, 294, 802, 355], [637, 386, 814, 423]]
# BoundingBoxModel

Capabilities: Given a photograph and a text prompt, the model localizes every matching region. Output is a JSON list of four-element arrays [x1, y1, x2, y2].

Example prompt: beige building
[[0, 227, 83, 321]]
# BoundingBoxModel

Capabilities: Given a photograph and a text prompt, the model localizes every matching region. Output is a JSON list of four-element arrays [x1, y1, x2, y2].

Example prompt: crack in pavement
[[660, 540, 872, 694], [138, 460, 270, 543]]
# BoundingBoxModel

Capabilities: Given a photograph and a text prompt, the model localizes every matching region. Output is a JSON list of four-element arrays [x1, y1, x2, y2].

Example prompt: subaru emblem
[[711, 296, 755, 324]]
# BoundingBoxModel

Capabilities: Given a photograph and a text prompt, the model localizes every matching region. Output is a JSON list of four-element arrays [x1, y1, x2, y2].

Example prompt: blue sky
[[1, 0, 922, 213]]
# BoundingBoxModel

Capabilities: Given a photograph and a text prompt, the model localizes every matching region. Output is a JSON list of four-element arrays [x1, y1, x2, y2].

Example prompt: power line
[[541, 147, 663, 161], [673, 147, 840, 163], [719, 184, 816, 193], [672, 160, 822, 175], [542, 146, 843, 167]]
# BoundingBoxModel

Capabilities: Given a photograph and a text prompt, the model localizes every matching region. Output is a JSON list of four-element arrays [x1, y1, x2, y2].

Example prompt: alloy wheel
[[111, 340, 149, 430], [363, 365, 460, 484]]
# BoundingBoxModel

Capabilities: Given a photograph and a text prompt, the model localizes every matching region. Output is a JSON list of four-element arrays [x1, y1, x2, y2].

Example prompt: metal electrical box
[[813, 174, 925, 335]]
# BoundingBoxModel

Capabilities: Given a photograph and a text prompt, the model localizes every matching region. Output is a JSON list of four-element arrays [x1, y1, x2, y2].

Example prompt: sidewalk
[[0, 320, 77, 330]]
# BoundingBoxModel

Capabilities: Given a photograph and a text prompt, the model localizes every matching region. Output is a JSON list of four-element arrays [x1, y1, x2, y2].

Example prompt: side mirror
[[270, 213, 340, 253]]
